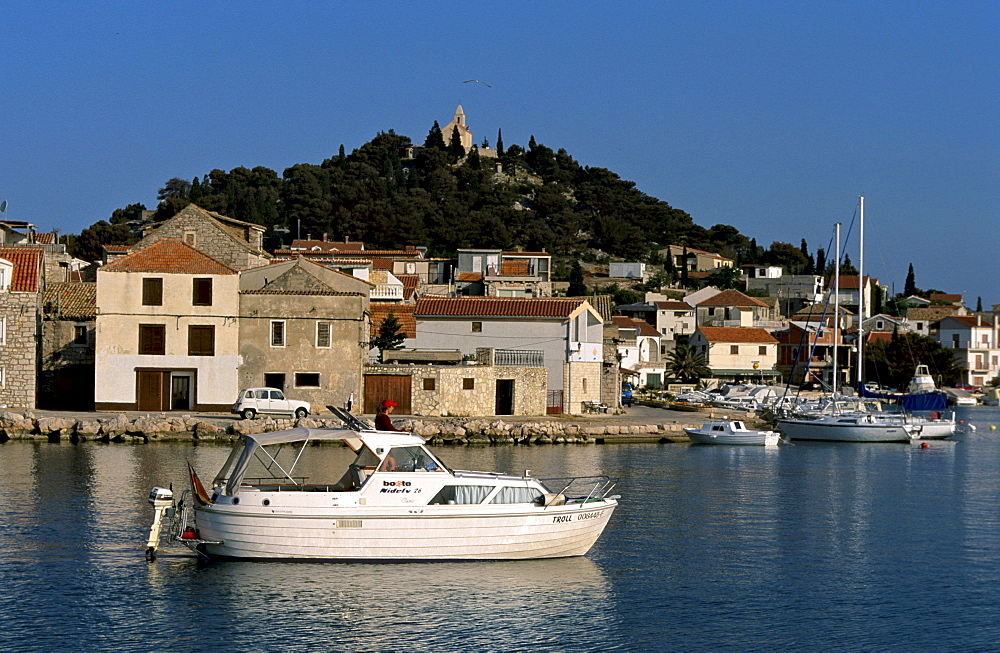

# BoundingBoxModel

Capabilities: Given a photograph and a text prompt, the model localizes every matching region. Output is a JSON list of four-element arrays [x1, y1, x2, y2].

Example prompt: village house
[[906, 306, 967, 338], [612, 316, 666, 390], [406, 297, 603, 414], [40, 282, 97, 409], [94, 239, 241, 411], [775, 319, 847, 389], [662, 245, 734, 272], [935, 315, 1000, 387], [0, 247, 44, 409], [237, 257, 371, 409], [132, 204, 272, 271], [454, 248, 553, 298], [742, 265, 824, 316], [695, 289, 776, 329], [689, 326, 780, 383]]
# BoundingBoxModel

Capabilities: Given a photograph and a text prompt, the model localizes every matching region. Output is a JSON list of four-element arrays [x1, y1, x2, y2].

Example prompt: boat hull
[[777, 418, 915, 443], [685, 429, 779, 446], [193, 500, 617, 561]]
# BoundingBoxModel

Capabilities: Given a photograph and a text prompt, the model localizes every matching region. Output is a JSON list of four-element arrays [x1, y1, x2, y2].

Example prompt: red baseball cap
[[381, 399, 398, 408]]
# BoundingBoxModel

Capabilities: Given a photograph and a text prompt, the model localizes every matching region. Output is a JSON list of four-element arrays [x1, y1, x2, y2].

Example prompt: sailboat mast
[[833, 222, 840, 393], [858, 195, 864, 392]]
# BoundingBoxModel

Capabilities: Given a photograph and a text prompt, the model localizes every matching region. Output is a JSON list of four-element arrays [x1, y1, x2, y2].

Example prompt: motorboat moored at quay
[[146, 414, 619, 562], [685, 420, 781, 446]]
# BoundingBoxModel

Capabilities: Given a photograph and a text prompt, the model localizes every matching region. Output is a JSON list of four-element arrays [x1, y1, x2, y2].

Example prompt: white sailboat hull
[[193, 500, 617, 560], [777, 418, 916, 443]]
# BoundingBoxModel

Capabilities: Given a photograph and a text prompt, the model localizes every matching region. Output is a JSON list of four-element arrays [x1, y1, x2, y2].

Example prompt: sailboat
[[777, 197, 921, 443]]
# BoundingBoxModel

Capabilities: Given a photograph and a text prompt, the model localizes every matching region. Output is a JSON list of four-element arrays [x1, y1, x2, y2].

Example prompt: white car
[[232, 388, 311, 420]]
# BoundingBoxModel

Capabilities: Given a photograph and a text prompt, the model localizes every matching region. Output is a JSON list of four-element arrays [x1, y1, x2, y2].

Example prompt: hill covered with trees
[[67, 122, 828, 277]]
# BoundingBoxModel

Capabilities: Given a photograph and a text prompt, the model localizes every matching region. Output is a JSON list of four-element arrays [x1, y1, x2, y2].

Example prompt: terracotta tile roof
[[0, 246, 43, 292], [866, 332, 893, 344], [103, 245, 132, 254], [697, 289, 768, 308], [42, 282, 97, 319], [654, 301, 693, 311], [698, 326, 778, 343], [240, 289, 365, 297], [415, 297, 588, 319], [102, 239, 238, 275], [499, 259, 531, 276], [837, 275, 877, 289], [290, 239, 365, 251], [397, 274, 420, 300], [457, 272, 483, 282], [906, 306, 961, 321], [502, 251, 550, 257], [33, 232, 56, 245], [929, 293, 963, 304], [944, 315, 995, 327], [612, 316, 660, 337], [370, 304, 416, 338]]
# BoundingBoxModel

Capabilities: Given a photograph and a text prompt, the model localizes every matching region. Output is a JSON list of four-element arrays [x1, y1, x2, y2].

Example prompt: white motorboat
[[146, 424, 619, 562], [685, 420, 781, 446]]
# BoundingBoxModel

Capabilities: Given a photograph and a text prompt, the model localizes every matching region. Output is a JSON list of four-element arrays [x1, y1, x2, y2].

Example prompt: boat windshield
[[377, 445, 447, 473]]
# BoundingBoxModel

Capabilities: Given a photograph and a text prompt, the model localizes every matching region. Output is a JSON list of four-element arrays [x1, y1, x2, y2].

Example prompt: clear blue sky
[[3, 2, 997, 306]]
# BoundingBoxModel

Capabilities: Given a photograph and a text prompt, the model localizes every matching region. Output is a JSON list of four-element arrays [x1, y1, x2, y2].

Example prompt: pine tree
[[815, 248, 827, 277], [371, 312, 406, 362], [496, 128, 504, 155], [449, 126, 466, 161], [904, 263, 917, 296], [977, 296, 983, 312], [567, 261, 586, 296]]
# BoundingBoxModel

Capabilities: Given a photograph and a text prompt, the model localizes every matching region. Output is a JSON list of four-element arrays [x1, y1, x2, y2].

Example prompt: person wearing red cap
[[375, 399, 400, 431]]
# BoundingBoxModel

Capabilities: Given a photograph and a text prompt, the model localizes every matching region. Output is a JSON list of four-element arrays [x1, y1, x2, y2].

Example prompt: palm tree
[[665, 344, 711, 383]]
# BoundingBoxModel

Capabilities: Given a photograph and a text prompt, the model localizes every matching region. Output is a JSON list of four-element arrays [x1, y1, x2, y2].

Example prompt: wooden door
[[137, 371, 170, 411], [364, 374, 412, 414]]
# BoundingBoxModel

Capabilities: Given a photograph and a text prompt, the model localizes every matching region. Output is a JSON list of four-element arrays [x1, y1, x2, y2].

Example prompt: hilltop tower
[[441, 105, 473, 152]]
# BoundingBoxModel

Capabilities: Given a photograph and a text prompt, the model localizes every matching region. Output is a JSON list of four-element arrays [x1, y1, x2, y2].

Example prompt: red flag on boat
[[188, 459, 213, 506]]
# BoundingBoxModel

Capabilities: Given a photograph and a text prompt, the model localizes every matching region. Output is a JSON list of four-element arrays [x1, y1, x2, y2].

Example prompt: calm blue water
[[2, 407, 999, 651]]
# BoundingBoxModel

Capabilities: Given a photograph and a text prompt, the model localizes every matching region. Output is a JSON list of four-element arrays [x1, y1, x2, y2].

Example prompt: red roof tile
[[42, 282, 97, 319], [0, 246, 43, 292], [370, 304, 416, 338], [396, 274, 420, 300], [415, 297, 588, 319], [654, 301, 693, 310], [612, 316, 660, 337], [697, 289, 768, 308], [102, 239, 238, 275], [698, 326, 778, 343], [457, 272, 483, 282]]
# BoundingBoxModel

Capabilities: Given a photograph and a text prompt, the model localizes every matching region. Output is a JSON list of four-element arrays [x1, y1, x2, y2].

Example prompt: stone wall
[[0, 292, 39, 409], [135, 209, 268, 271], [368, 362, 547, 417], [563, 361, 603, 414], [39, 317, 95, 409]]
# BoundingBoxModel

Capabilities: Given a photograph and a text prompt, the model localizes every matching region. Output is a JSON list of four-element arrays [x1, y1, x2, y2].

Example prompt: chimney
[[323, 233, 328, 242], [307, 233, 311, 241]]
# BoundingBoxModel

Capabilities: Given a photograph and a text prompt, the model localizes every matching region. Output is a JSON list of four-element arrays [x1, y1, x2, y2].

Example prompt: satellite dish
[[0, 200, 7, 214]]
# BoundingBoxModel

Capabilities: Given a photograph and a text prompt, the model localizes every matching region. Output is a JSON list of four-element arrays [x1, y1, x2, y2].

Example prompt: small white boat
[[146, 421, 619, 562], [684, 420, 781, 446]]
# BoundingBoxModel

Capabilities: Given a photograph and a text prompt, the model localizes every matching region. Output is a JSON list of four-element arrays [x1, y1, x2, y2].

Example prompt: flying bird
[[463, 79, 492, 87]]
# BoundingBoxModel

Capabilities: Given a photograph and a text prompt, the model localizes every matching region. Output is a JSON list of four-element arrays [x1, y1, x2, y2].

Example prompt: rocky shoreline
[[0, 409, 764, 445]]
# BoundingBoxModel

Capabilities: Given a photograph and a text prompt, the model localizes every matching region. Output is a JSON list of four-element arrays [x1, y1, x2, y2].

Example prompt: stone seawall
[[0, 410, 734, 445]]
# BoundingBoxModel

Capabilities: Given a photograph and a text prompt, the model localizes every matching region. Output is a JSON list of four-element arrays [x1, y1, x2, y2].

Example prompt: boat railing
[[540, 475, 618, 502]]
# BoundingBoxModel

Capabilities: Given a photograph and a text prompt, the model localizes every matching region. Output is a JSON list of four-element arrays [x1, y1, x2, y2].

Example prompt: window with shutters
[[192, 278, 213, 306], [139, 324, 166, 355], [271, 320, 285, 347], [142, 278, 163, 306], [316, 322, 331, 348], [730, 345, 739, 355], [188, 325, 215, 356]]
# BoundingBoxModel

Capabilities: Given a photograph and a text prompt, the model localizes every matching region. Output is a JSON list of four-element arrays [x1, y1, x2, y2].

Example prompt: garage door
[[363, 374, 412, 414]]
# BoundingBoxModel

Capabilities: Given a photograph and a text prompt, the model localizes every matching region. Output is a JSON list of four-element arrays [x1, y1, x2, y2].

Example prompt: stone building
[[364, 348, 547, 417], [0, 247, 43, 409], [408, 297, 603, 414], [133, 204, 272, 271], [95, 239, 241, 411], [40, 282, 97, 409], [238, 257, 371, 409]]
